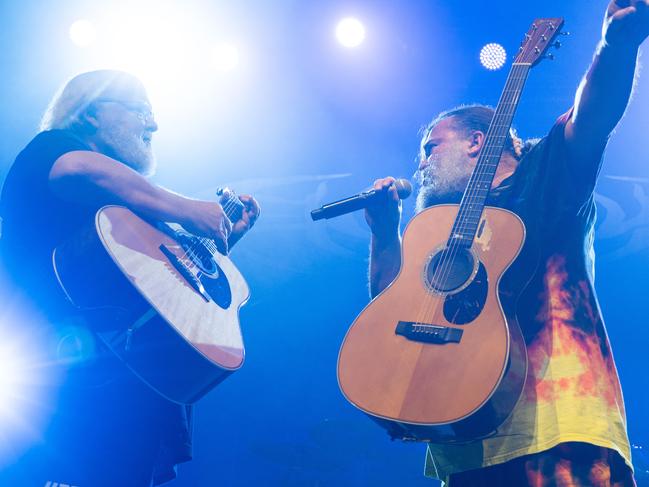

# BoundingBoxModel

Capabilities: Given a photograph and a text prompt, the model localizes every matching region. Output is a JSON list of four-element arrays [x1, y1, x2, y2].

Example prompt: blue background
[[1, 1, 649, 485]]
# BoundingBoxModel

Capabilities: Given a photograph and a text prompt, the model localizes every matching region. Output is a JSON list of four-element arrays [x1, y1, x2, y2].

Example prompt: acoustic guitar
[[337, 18, 564, 442], [53, 189, 249, 404]]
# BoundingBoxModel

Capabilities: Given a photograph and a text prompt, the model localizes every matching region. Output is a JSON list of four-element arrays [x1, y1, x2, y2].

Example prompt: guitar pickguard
[[443, 261, 489, 325], [160, 230, 233, 310], [198, 262, 232, 309]]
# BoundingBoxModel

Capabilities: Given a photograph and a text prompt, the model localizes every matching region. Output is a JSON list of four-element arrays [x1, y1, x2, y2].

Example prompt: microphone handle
[[310, 190, 376, 221]]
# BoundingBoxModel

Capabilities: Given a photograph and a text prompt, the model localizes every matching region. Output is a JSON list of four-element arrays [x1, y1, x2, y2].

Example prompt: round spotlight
[[212, 43, 240, 72], [480, 43, 507, 71], [69, 19, 97, 48], [336, 17, 366, 48]]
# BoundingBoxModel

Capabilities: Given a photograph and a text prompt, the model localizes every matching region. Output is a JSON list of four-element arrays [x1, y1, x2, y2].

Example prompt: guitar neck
[[449, 63, 531, 247], [197, 192, 245, 250], [223, 196, 244, 221], [447, 17, 563, 248]]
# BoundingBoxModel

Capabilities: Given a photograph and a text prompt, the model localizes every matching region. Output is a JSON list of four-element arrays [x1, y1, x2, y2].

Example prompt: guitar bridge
[[395, 321, 463, 344]]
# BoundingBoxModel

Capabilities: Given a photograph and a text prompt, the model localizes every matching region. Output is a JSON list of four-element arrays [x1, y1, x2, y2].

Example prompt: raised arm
[[566, 0, 649, 159], [49, 150, 234, 253]]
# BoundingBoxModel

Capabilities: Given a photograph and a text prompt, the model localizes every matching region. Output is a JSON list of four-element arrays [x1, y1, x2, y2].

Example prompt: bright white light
[[0, 345, 28, 417], [71, 3, 252, 128], [69, 19, 97, 48], [212, 43, 240, 72], [0, 336, 45, 443], [105, 15, 194, 102], [336, 17, 366, 48], [480, 43, 507, 71]]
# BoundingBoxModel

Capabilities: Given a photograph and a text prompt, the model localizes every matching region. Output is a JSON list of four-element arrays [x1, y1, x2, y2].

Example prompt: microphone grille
[[394, 178, 413, 199]]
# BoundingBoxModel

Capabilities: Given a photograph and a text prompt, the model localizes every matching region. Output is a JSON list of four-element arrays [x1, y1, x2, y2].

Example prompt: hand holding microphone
[[310, 177, 412, 221]]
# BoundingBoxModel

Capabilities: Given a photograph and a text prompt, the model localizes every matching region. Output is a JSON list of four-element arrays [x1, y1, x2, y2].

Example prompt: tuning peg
[[560, 31, 570, 36], [552, 41, 562, 49], [544, 53, 555, 60]]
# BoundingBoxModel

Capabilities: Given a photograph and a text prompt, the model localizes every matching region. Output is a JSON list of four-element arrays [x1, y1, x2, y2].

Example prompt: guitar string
[[435, 59, 534, 300], [414, 63, 530, 332], [183, 191, 241, 259], [180, 194, 235, 269], [200, 193, 244, 254], [189, 194, 241, 285], [413, 65, 521, 332], [412, 82, 514, 331], [422, 56, 533, 330], [174, 192, 243, 283], [417, 64, 527, 329], [182, 193, 243, 296], [435, 34, 541, 241], [195, 193, 242, 259]]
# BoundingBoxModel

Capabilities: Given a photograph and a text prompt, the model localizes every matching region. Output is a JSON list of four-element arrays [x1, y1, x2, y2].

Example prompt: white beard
[[97, 122, 156, 176], [414, 143, 471, 213]]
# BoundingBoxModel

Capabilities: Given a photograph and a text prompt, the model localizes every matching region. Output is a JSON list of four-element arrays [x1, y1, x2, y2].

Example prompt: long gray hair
[[39, 70, 139, 132]]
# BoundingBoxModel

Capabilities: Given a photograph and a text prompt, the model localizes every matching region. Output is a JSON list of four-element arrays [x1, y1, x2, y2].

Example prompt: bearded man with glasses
[[0, 70, 259, 486]]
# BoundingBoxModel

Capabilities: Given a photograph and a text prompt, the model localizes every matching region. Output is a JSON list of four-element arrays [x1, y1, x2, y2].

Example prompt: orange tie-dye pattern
[[424, 113, 632, 481], [525, 254, 619, 407]]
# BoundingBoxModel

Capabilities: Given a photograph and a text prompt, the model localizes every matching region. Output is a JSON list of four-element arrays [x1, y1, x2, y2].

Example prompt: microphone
[[310, 178, 412, 221]]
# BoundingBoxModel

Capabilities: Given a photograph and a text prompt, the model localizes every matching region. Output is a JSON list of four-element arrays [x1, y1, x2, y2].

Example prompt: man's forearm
[[369, 234, 402, 298], [49, 150, 198, 225], [571, 40, 639, 143]]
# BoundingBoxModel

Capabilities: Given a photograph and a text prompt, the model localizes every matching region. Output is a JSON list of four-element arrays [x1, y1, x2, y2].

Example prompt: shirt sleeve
[[0, 130, 90, 220], [513, 108, 606, 222], [12, 130, 90, 190]]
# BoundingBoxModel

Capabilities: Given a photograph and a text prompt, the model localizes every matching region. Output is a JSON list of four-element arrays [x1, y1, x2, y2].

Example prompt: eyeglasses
[[94, 98, 155, 123]]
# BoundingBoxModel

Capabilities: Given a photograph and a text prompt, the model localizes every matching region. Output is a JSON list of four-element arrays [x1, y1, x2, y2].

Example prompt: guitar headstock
[[515, 18, 565, 67]]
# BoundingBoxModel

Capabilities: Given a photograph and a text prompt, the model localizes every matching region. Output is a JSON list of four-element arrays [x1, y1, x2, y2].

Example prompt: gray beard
[[97, 124, 156, 176], [415, 185, 464, 213], [414, 147, 471, 213]]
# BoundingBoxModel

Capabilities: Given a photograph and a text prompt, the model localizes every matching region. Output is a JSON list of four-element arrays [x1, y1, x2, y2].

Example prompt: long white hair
[[39, 70, 139, 132]]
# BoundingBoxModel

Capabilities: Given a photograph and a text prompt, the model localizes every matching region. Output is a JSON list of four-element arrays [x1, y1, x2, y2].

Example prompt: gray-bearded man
[[364, 1, 647, 485], [0, 70, 259, 486]]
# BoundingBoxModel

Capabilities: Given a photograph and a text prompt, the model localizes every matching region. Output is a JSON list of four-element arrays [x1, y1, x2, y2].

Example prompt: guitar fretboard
[[448, 62, 532, 248]]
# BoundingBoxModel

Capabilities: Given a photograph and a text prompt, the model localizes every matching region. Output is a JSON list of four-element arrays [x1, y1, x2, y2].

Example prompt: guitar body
[[337, 205, 528, 442], [53, 205, 249, 404]]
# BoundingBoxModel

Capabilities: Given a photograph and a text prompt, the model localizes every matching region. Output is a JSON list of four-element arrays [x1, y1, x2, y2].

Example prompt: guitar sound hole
[[425, 247, 477, 294], [443, 262, 488, 324], [181, 237, 218, 275]]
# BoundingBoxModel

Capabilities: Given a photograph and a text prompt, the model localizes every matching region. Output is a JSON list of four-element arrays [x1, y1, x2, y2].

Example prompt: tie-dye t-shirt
[[424, 111, 632, 479]]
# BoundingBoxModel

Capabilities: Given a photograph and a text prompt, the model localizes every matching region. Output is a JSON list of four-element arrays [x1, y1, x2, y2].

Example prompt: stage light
[[212, 43, 240, 72], [66, 2, 254, 128], [104, 14, 196, 102], [0, 323, 64, 469], [336, 17, 366, 48], [0, 338, 39, 434], [480, 43, 507, 71], [69, 19, 97, 48]]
